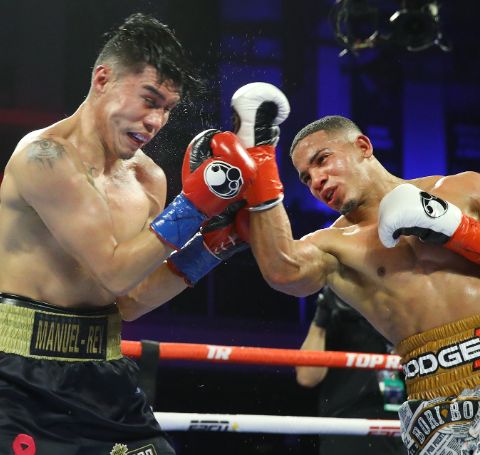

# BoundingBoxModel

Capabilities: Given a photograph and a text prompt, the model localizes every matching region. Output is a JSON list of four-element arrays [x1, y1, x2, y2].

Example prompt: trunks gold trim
[[396, 314, 480, 400], [0, 297, 122, 361]]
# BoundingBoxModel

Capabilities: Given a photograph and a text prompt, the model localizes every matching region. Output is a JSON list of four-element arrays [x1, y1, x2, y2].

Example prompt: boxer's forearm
[[250, 205, 296, 278], [95, 230, 175, 296], [249, 205, 331, 296], [116, 263, 187, 321]]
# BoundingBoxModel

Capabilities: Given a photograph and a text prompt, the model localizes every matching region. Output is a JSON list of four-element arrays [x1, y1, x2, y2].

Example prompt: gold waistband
[[0, 295, 122, 361], [396, 314, 480, 400]]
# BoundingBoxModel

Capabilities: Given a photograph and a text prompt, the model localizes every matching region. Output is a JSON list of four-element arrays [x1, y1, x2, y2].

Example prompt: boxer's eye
[[143, 97, 157, 108], [318, 151, 332, 164], [300, 173, 310, 186]]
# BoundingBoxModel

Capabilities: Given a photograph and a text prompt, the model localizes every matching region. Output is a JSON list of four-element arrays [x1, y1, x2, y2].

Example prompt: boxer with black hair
[[0, 14, 254, 454], [233, 82, 480, 454]]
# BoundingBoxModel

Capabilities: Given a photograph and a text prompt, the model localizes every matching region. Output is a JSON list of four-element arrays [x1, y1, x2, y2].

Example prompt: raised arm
[[250, 206, 338, 296], [231, 83, 338, 297]]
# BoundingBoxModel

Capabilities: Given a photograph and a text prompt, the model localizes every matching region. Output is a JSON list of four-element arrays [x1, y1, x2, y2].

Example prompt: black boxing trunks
[[0, 293, 175, 455], [396, 315, 480, 454]]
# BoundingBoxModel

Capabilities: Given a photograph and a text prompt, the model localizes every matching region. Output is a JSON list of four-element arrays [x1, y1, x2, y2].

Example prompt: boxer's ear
[[354, 134, 373, 158], [92, 65, 113, 94]]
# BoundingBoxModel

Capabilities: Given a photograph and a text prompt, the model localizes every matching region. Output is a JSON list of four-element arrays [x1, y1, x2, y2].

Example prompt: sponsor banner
[[403, 330, 480, 380]]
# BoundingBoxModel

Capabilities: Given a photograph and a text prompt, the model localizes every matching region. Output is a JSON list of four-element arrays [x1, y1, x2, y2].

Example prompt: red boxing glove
[[234, 205, 250, 243], [445, 215, 480, 263], [231, 83, 290, 211], [151, 129, 256, 249], [243, 145, 284, 210], [182, 129, 256, 217], [167, 201, 250, 285], [202, 205, 250, 254]]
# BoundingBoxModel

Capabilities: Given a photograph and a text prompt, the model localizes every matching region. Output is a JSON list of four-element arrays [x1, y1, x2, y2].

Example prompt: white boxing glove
[[378, 183, 462, 248], [231, 82, 290, 148]]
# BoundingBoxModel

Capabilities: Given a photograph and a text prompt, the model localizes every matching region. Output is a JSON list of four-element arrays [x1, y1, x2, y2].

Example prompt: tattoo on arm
[[26, 139, 65, 168]]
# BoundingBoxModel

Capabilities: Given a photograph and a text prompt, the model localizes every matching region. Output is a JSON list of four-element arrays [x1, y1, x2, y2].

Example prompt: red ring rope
[[121, 341, 402, 370]]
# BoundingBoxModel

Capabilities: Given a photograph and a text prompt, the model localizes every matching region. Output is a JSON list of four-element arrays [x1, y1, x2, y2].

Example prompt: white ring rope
[[154, 412, 401, 437]]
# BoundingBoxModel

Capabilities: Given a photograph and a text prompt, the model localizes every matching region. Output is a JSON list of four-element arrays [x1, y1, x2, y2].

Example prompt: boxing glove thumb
[[231, 82, 290, 148]]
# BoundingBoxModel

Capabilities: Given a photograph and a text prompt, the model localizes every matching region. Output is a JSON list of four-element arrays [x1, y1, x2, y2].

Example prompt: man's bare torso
[[318, 174, 480, 345], [0, 118, 165, 308]]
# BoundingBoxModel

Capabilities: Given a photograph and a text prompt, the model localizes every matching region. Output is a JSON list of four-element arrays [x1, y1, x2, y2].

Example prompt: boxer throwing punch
[[0, 13, 254, 455], [232, 82, 480, 454]]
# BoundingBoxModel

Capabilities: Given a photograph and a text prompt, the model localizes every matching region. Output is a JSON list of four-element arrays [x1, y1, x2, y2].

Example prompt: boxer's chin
[[339, 199, 360, 215]]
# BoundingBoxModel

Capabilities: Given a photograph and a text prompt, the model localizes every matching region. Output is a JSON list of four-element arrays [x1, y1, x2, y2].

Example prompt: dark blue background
[[1, 1, 479, 452]]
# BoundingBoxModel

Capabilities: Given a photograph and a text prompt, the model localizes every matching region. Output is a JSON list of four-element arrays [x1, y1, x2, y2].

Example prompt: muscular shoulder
[[434, 171, 480, 190], [11, 132, 78, 175], [15, 135, 80, 177], [300, 225, 347, 261], [131, 151, 167, 212], [132, 151, 166, 190], [303, 216, 358, 250], [330, 215, 350, 229], [410, 172, 480, 193], [12, 115, 77, 161], [434, 172, 480, 214], [408, 175, 443, 190], [8, 133, 83, 205], [407, 172, 480, 216]]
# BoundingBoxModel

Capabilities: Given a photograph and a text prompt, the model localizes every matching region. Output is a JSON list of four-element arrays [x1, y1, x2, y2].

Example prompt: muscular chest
[[335, 224, 457, 283], [327, 218, 480, 343], [94, 174, 151, 241]]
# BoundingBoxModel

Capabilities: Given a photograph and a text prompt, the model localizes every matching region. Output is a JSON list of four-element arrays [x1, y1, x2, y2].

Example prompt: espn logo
[[189, 419, 230, 431]]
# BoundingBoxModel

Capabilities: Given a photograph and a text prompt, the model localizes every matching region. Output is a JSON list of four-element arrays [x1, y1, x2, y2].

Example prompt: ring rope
[[154, 412, 401, 436], [121, 341, 402, 370]]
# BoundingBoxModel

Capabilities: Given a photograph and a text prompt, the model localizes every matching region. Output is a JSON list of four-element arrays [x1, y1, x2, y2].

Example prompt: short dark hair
[[94, 13, 201, 98], [290, 115, 363, 156]]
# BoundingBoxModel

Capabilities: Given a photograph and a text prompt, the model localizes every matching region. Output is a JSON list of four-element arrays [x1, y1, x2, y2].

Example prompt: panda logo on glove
[[204, 161, 243, 199], [420, 191, 448, 218]]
